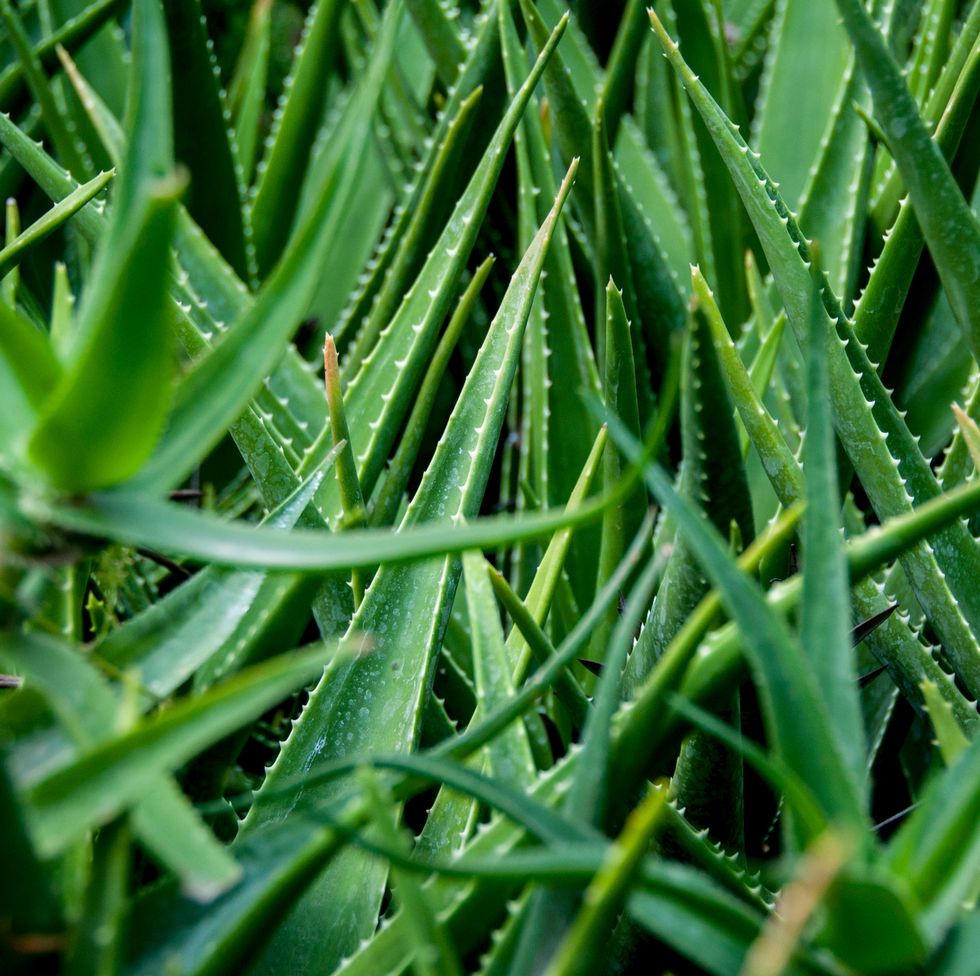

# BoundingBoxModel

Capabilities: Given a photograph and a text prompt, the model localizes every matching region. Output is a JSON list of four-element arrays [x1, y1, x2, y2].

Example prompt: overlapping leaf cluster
[[1, 1, 979, 973]]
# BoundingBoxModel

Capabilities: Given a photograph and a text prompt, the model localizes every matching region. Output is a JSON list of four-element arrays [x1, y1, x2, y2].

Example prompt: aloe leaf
[[505, 427, 608, 685], [463, 552, 536, 785], [413, 549, 539, 864], [547, 787, 668, 976], [920, 679, 970, 766], [248, 0, 344, 272], [952, 402, 980, 471], [896, 291, 975, 457], [886, 730, 980, 941], [322, 334, 365, 598], [833, 0, 980, 358], [634, 20, 684, 193], [0, 631, 118, 753], [696, 268, 977, 732], [853, 34, 980, 369], [869, 0, 980, 232], [303, 15, 570, 526], [665, 0, 747, 324], [659, 799, 776, 913], [534, 0, 601, 112], [362, 753, 594, 846], [636, 295, 752, 849], [667, 478, 980, 781], [0, 0, 90, 178], [845, 477, 980, 584], [599, 0, 647, 140], [358, 770, 464, 976], [130, 779, 242, 902], [818, 871, 928, 976], [938, 374, 980, 498], [341, 838, 769, 976], [518, 0, 688, 346], [613, 118, 693, 288], [602, 408, 866, 843], [799, 253, 867, 798], [330, 768, 575, 976], [499, 0, 552, 592], [0, 0, 127, 111], [126, 819, 349, 976], [55, 43, 126, 167], [0, 631, 242, 899], [623, 292, 753, 695], [590, 280, 645, 659], [593, 117, 652, 425], [45, 25, 115, 180], [336, 85, 481, 362], [24, 642, 337, 857], [905, 0, 956, 107], [226, 0, 271, 185], [50, 0, 129, 113], [0, 300, 62, 450], [26, 0, 180, 492], [632, 855, 795, 976], [131, 577, 767, 976], [488, 565, 590, 726], [238, 162, 578, 975], [164, 0, 249, 280], [0, 167, 112, 280], [256, 493, 648, 975], [442, 514, 655, 786], [15, 159, 294, 498], [744, 250, 776, 339], [300, 143, 392, 356], [65, 818, 129, 976], [932, 910, 980, 976], [137, 523, 782, 976], [617, 511, 803, 797], [570, 549, 665, 836], [27, 164, 179, 476], [499, 0, 602, 601], [649, 8, 980, 697], [1, 198, 18, 307], [92, 462, 330, 701], [751, 0, 852, 212], [0, 747, 62, 959], [339, 9, 500, 355], [133, 3, 402, 496], [728, 0, 778, 67], [404, 0, 465, 87], [371, 4, 434, 142], [369, 255, 495, 528], [8, 7, 980, 972], [795, 63, 872, 304], [667, 695, 827, 842], [738, 312, 785, 456]]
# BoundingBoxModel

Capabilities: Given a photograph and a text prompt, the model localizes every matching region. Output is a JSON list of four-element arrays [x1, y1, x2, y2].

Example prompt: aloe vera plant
[[1, 1, 979, 974]]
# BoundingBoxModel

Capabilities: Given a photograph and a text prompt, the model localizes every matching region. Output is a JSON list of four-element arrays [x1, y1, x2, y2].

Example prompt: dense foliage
[[1, 0, 979, 973]]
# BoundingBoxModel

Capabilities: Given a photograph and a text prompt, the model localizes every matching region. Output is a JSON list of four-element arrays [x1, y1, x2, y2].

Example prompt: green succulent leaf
[[834, 0, 980, 359], [24, 642, 339, 857], [27, 0, 180, 492], [0, 168, 113, 281]]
